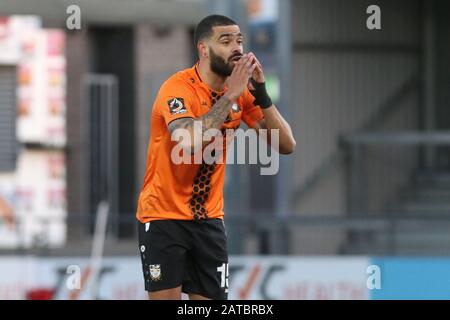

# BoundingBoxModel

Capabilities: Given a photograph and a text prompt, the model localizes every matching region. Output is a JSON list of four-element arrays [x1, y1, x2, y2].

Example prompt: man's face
[[207, 25, 243, 77]]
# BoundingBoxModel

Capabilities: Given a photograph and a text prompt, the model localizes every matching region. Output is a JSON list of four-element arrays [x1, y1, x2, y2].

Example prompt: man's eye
[[222, 41, 229, 45]]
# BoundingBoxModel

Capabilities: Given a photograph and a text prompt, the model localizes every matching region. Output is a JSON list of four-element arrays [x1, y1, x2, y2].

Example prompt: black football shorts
[[138, 218, 229, 300]]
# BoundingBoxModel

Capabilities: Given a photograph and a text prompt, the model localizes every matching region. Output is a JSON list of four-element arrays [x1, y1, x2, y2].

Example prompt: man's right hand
[[225, 53, 256, 102]]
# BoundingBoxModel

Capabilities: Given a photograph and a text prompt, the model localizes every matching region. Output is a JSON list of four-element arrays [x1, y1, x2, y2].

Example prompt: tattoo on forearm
[[168, 96, 232, 137], [199, 95, 233, 133]]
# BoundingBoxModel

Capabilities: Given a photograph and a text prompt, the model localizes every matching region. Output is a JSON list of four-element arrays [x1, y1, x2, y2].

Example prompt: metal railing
[[340, 131, 450, 255], [82, 74, 120, 237], [291, 76, 420, 207], [342, 131, 450, 214]]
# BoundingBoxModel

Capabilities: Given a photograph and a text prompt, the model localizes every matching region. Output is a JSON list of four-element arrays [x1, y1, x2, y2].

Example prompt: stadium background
[[0, 0, 450, 299]]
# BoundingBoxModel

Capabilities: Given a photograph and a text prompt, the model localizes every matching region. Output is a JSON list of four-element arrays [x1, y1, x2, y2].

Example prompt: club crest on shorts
[[167, 98, 186, 115], [149, 264, 162, 281]]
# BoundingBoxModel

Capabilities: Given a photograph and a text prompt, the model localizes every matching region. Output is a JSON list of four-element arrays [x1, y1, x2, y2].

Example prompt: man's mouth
[[230, 55, 242, 62]]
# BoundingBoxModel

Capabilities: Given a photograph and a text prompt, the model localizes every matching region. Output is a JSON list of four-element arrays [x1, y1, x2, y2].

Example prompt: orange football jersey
[[136, 64, 264, 222]]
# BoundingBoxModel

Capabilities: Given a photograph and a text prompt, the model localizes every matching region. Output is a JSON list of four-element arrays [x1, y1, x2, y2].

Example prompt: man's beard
[[209, 48, 234, 77]]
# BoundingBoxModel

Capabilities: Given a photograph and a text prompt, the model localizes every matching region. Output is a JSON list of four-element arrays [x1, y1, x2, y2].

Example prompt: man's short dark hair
[[194, 15, 237, 46]]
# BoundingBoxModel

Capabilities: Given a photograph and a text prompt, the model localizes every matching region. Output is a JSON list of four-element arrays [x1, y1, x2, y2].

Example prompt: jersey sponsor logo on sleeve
[[168, 97, 187, 115]]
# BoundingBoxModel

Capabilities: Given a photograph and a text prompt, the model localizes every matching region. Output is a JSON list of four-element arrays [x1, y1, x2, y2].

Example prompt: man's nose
[[231, 44, 242, 54]]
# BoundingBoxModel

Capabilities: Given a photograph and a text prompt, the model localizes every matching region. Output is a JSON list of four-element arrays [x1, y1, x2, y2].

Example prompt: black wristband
[[249, 78, 273, 109]]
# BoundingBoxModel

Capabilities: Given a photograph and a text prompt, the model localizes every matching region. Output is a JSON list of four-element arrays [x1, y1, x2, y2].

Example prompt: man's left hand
[[248, 52, 265, 87]]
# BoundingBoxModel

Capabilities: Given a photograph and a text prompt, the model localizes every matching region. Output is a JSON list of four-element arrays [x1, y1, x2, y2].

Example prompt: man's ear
[[198, 41, 208, 58]]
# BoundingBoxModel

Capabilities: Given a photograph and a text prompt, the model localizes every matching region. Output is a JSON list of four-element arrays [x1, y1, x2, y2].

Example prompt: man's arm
[[168, 54, 256, 153], [168, 95, 234, 152], [253, 106, 296, 154], [247, 53, 296, 154]]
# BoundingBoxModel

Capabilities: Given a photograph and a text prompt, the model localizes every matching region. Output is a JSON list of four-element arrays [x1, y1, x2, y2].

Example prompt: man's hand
[[246, 53, 272, 109], [225, 54, 256, 102], [248, 52, 265, 84]]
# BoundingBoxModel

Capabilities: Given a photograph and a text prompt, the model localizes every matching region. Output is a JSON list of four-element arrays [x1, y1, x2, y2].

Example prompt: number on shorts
[[217, 263, 229, 289]]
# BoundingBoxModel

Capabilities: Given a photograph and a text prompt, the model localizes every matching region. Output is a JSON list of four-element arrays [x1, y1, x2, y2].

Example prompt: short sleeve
[[156, 78, 196, 126], [240, 89, 264, 129]]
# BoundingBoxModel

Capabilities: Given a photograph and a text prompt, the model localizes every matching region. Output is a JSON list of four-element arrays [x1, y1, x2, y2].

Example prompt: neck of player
[[198, 59, 227, 93]]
